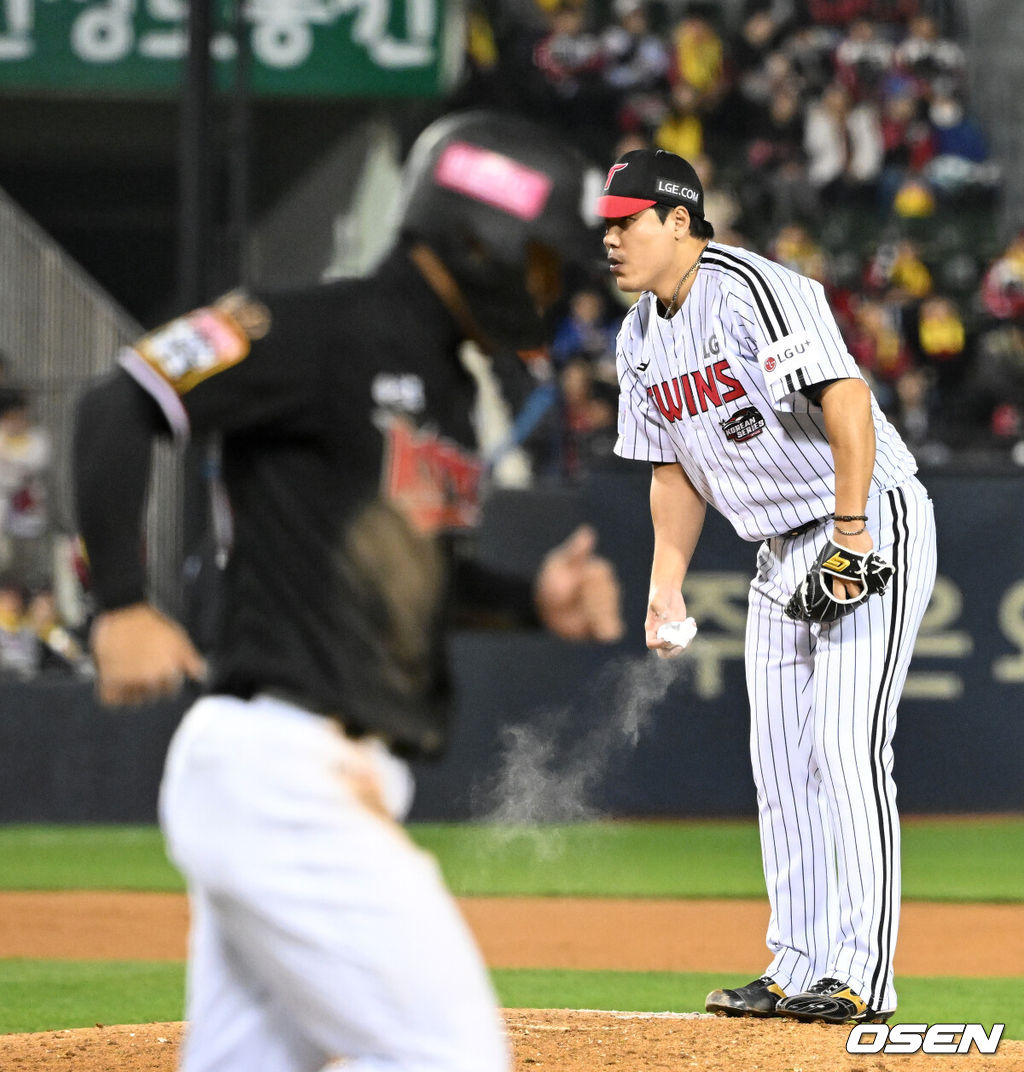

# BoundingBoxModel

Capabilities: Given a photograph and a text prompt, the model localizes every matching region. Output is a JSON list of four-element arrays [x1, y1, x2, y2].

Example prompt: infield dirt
[[0, 891, 1021, 974], [4, 1011, 1024, 1072]]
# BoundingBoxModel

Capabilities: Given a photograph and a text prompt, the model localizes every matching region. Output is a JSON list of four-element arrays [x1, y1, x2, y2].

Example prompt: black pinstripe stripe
[[867, 487, 910, 1006], [703, 254, 782, 343], [706, 248, 791, 333], [703, 255, 784, 342], [751, 582, 805, 984], [705, 248, 791, 341]]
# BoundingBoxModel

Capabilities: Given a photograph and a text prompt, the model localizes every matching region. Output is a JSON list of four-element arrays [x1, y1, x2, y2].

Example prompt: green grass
[[1, 819, 1021, 900], [1, 961, 1020, 1039], [414, 821, 767, 897], [0, 959, 185, 1035], [0, 825, 181, 892], [415, 818, 1024, 900], [901, 817, 1024, 901]]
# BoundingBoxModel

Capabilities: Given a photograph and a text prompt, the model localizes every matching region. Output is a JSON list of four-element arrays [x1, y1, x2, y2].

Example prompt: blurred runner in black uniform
[[73, 112, 623, 1072]]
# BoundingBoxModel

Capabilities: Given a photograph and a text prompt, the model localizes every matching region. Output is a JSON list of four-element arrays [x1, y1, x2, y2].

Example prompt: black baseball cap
[[595, 148, 705, 219]]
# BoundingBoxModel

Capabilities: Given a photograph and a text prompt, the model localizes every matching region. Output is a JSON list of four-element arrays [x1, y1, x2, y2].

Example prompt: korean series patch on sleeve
[[130, 290, 271, 395]]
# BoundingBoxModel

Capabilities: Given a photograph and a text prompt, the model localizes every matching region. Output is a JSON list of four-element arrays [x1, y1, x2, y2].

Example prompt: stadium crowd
[[454, 0, 1022, 479], [0, 354, 89, 680]]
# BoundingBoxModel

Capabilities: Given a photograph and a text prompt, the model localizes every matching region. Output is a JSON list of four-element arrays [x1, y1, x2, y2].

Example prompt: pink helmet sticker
[[434, 142, 553, 221]]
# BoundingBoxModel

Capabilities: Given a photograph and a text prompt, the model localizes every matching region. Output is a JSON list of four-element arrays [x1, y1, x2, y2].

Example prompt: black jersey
[[115, 247, 534, 756]]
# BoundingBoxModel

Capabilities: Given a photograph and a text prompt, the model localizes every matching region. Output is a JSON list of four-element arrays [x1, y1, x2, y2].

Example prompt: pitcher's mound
[[2, 1012, 1021, 1071]]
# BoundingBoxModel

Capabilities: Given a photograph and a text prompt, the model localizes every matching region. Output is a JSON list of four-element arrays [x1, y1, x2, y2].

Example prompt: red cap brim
[[595, 194, 657, 219]]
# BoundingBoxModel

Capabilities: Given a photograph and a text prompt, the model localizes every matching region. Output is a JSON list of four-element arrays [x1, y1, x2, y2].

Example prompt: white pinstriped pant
[[745, 477, 936, 1014], [159, 694, 509, 1072]]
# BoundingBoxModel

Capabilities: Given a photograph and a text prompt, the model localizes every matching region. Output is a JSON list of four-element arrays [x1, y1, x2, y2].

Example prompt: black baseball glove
[[784, 539, 895, 623]]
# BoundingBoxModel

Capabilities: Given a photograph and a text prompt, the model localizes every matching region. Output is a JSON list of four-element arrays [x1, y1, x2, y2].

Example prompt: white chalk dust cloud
[[473, 650, 694, 825]]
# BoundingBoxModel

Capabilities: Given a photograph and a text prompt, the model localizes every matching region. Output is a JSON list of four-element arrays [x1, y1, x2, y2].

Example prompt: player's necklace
[[663, 242, 708, 318]]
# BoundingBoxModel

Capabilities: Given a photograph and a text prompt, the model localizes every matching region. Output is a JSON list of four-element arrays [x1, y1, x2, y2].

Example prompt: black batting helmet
[[398, 110, 602, 351]]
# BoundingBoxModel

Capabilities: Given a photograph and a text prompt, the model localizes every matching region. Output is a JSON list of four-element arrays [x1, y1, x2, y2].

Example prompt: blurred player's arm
[[452, 525, 623, 643], [73, 369, 205, 705], [646, 462, 706, 657], [533, 525, 623, 642]]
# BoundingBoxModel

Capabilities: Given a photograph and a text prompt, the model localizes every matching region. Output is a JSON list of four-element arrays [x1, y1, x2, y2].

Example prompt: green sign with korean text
[[0, 0, 463, 96]]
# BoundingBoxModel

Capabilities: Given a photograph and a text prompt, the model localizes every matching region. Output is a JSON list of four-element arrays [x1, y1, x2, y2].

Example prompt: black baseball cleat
[[775, 977, 894, 1024], [705, 975, 786, 1018]]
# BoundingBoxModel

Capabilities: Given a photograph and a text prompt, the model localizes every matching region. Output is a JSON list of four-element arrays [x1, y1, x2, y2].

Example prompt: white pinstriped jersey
[[614, 242, 918, 542]]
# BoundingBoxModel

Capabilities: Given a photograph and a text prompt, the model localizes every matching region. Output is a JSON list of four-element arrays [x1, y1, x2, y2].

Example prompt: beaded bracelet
[[833, 513, 868, 536]]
